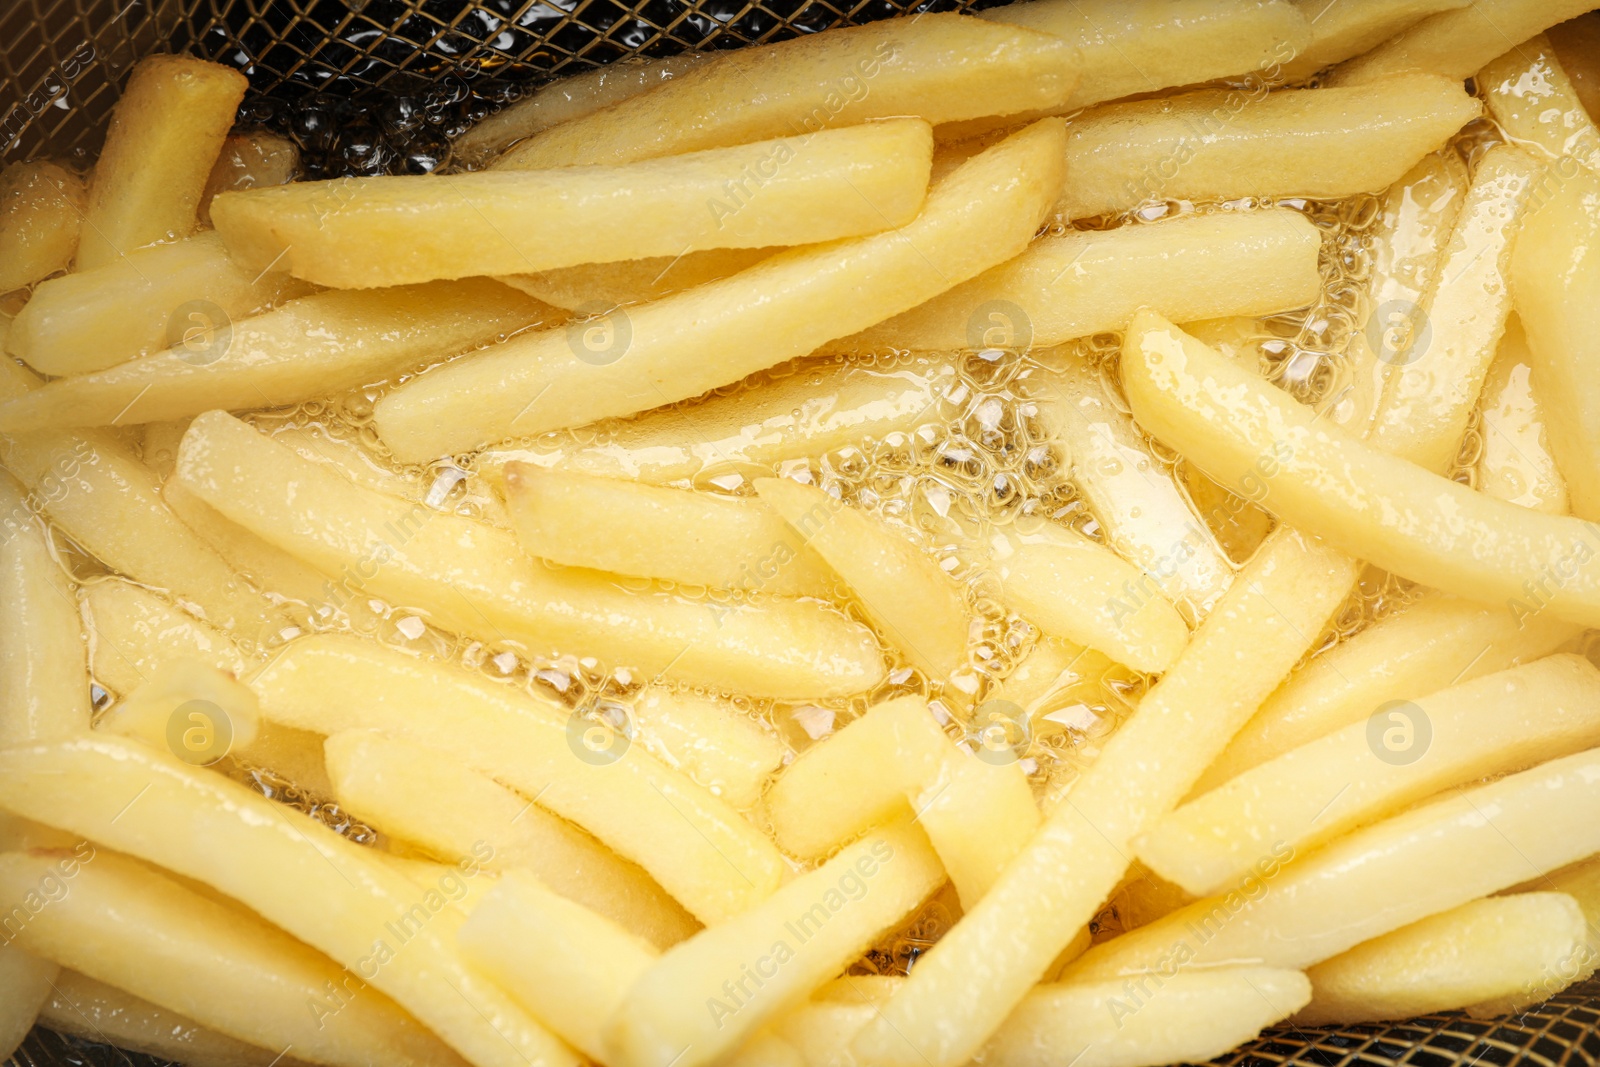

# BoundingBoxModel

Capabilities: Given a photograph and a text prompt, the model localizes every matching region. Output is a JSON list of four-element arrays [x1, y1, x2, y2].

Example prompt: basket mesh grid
[[3, 1, 1600, 1065]]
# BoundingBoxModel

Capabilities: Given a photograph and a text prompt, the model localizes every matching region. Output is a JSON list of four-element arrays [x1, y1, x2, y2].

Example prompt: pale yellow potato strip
[[1197, 591, 1580, 792], [76, 55, 247, 270], [198, 130, 300, 227], [0, 735, 577, 1067], [1368, 145, 1542, 472], [848, 528, 1356, 1067], [496, 15, 1077, 169], [322, 728, 698, 949], [755, 476, 968, 678], [1330, 0, 1598, 85], [0, 161, 85, 292], [1512, 164, 1600, 520], [179, 411, 883, 699], [454, 55, 709, 168], [503, 463, 834, 597], [979, 522, 1190, 673], [0, 950, 55, 1062], [500, 247, 775, 311], [1066, 746, 1600, 979], [1060, 73, 1480, 220], [480, 353, 961, 487], [1144, 655, 1600, 896], [375, 120, 1066, 460], [844, 208, 1323, 353], [1478, 316, 1569, 513], [216, 121, 933, 288], [1483, 37, 1600, 176], [1280, 0, 1469, 81], [1031, 352, 1233, 621], [0, 848, 456, 1067], [459, 870, 659, 1061], [631, 686, 786, 811], [1122, 310, 1600, 629], [83, 580, 248, 697], [251, 632, 785, 923], [0, 473, 89, 747], [607, 822, 945, 1067], [981, 0, 1308, 111], [1296, 894, 1587, 1025], [0, 280, 551, 434]]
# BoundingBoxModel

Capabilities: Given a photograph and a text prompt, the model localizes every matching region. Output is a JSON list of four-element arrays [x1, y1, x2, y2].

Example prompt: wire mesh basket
[[3, 2, 1600, 1066]]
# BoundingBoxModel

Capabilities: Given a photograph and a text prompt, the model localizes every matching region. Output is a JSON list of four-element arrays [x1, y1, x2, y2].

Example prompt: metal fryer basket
[[4, 2, 1600, 1066]]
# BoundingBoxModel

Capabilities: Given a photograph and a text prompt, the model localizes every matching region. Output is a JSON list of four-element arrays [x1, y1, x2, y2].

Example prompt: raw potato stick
[[1060, 73, 1481, 220], [495, 15, 1078, 169], [7, 230, 313, 377], [1478, 317, 1570, 513], [76, 55, 247, 270], [501, 247, 776, 310], [628, 686, 787, 811], [0, 161, 86, 291], [81, 580, 247, 697], [1483, 37, 1600, 177], [1278, 0, 1469, 82], [374, 120, 1068, 460], [842, 208, 1323, 353], [215, 120, 934, 288], [1121, 311, 1600, 629], [197, 130, 300, 226], [178, 412, 885, 700], [0, 735, 579, 1067], [1330, 0, 1599, 86], [0, 279, 553, 433], [0, 950, 55, 1063]]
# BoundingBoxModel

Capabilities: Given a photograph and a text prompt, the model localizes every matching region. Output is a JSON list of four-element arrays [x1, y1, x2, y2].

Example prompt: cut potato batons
[[178, 411, 885, 699], [1482, 36, 1600, 177], [0, 279, 552, 433], [0, 160, 86, 292], [628, 686, 787, 811], [76, 54, 247, 270], [495, 14, 1078, 169], [1121, 311, 1600, 629], [197, 129, 300, 226], [0, 949, 55, 1063], [1330, 0, 1599, 86], [81, 579, 248, 697], [1477, 316, 1570, 513], [216, 120, 934, 289], [1060, 73, 1480, 220], [375, 119, 1067, 460], [1278, 0, 1469, 82], [250, 631, 787, 923], [501, 246, 776, 310], [7, 230, 313, 377], [842, 208, 1323, 353]]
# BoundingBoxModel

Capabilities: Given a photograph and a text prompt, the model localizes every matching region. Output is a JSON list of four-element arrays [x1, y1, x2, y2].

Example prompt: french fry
[[76, 55, 247, 270], [764, 695, 1038, 906], [0, 735, 578, 1067], [81, 580, 246, 697], [197, 130, 300, 227], [1295, 894, 1588, 1025], [216, 121, 935, 289], [500, 247, 775, 310], [1549, 14, 1600, 124], [1142, 655, 1600, 896], [1031, 352, 1233, 622], [1059, 74, 1480, 220], [0, 473, 90, 746], [841, 209, 1323, 353], [180, 412, 884, 699], [322, 728, 699, 948], [1478, 316, 1569, 513], [1330, 0, 1599, 86], [495, 16, 1077, 170], [1483, 37, 1600, 177], [848, 528, 1356, 1067], [0, 847, 460, 1067], [251, 632, 786, 923], [0, 949, 55, 1063], [1121, 310, 1600, 628], [1196, 592, 1580, 793], [1512, 162, 1600, 520], [1367, 145, 1542, 472], [375, 120, 1067, 459], [755, 477, 968, 678], [0, 161, 86, 291], [271, 424, 429, 503], [1278, 0, 1468, 82], [0, 280, 552, 433], [478, 353, 961, 487], [6, 231, 312, 376], [1064, 746, 1600, 980], [458, 869, 659, 1061], [980, 0, 1308, 111], [631, 686, 786, 811], [453, 55, 710, 169], [41, 971, 298, 1067], [2, 429, 280, 641], [606, 821, 945, 1067], [503, 463, 835, 597]]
